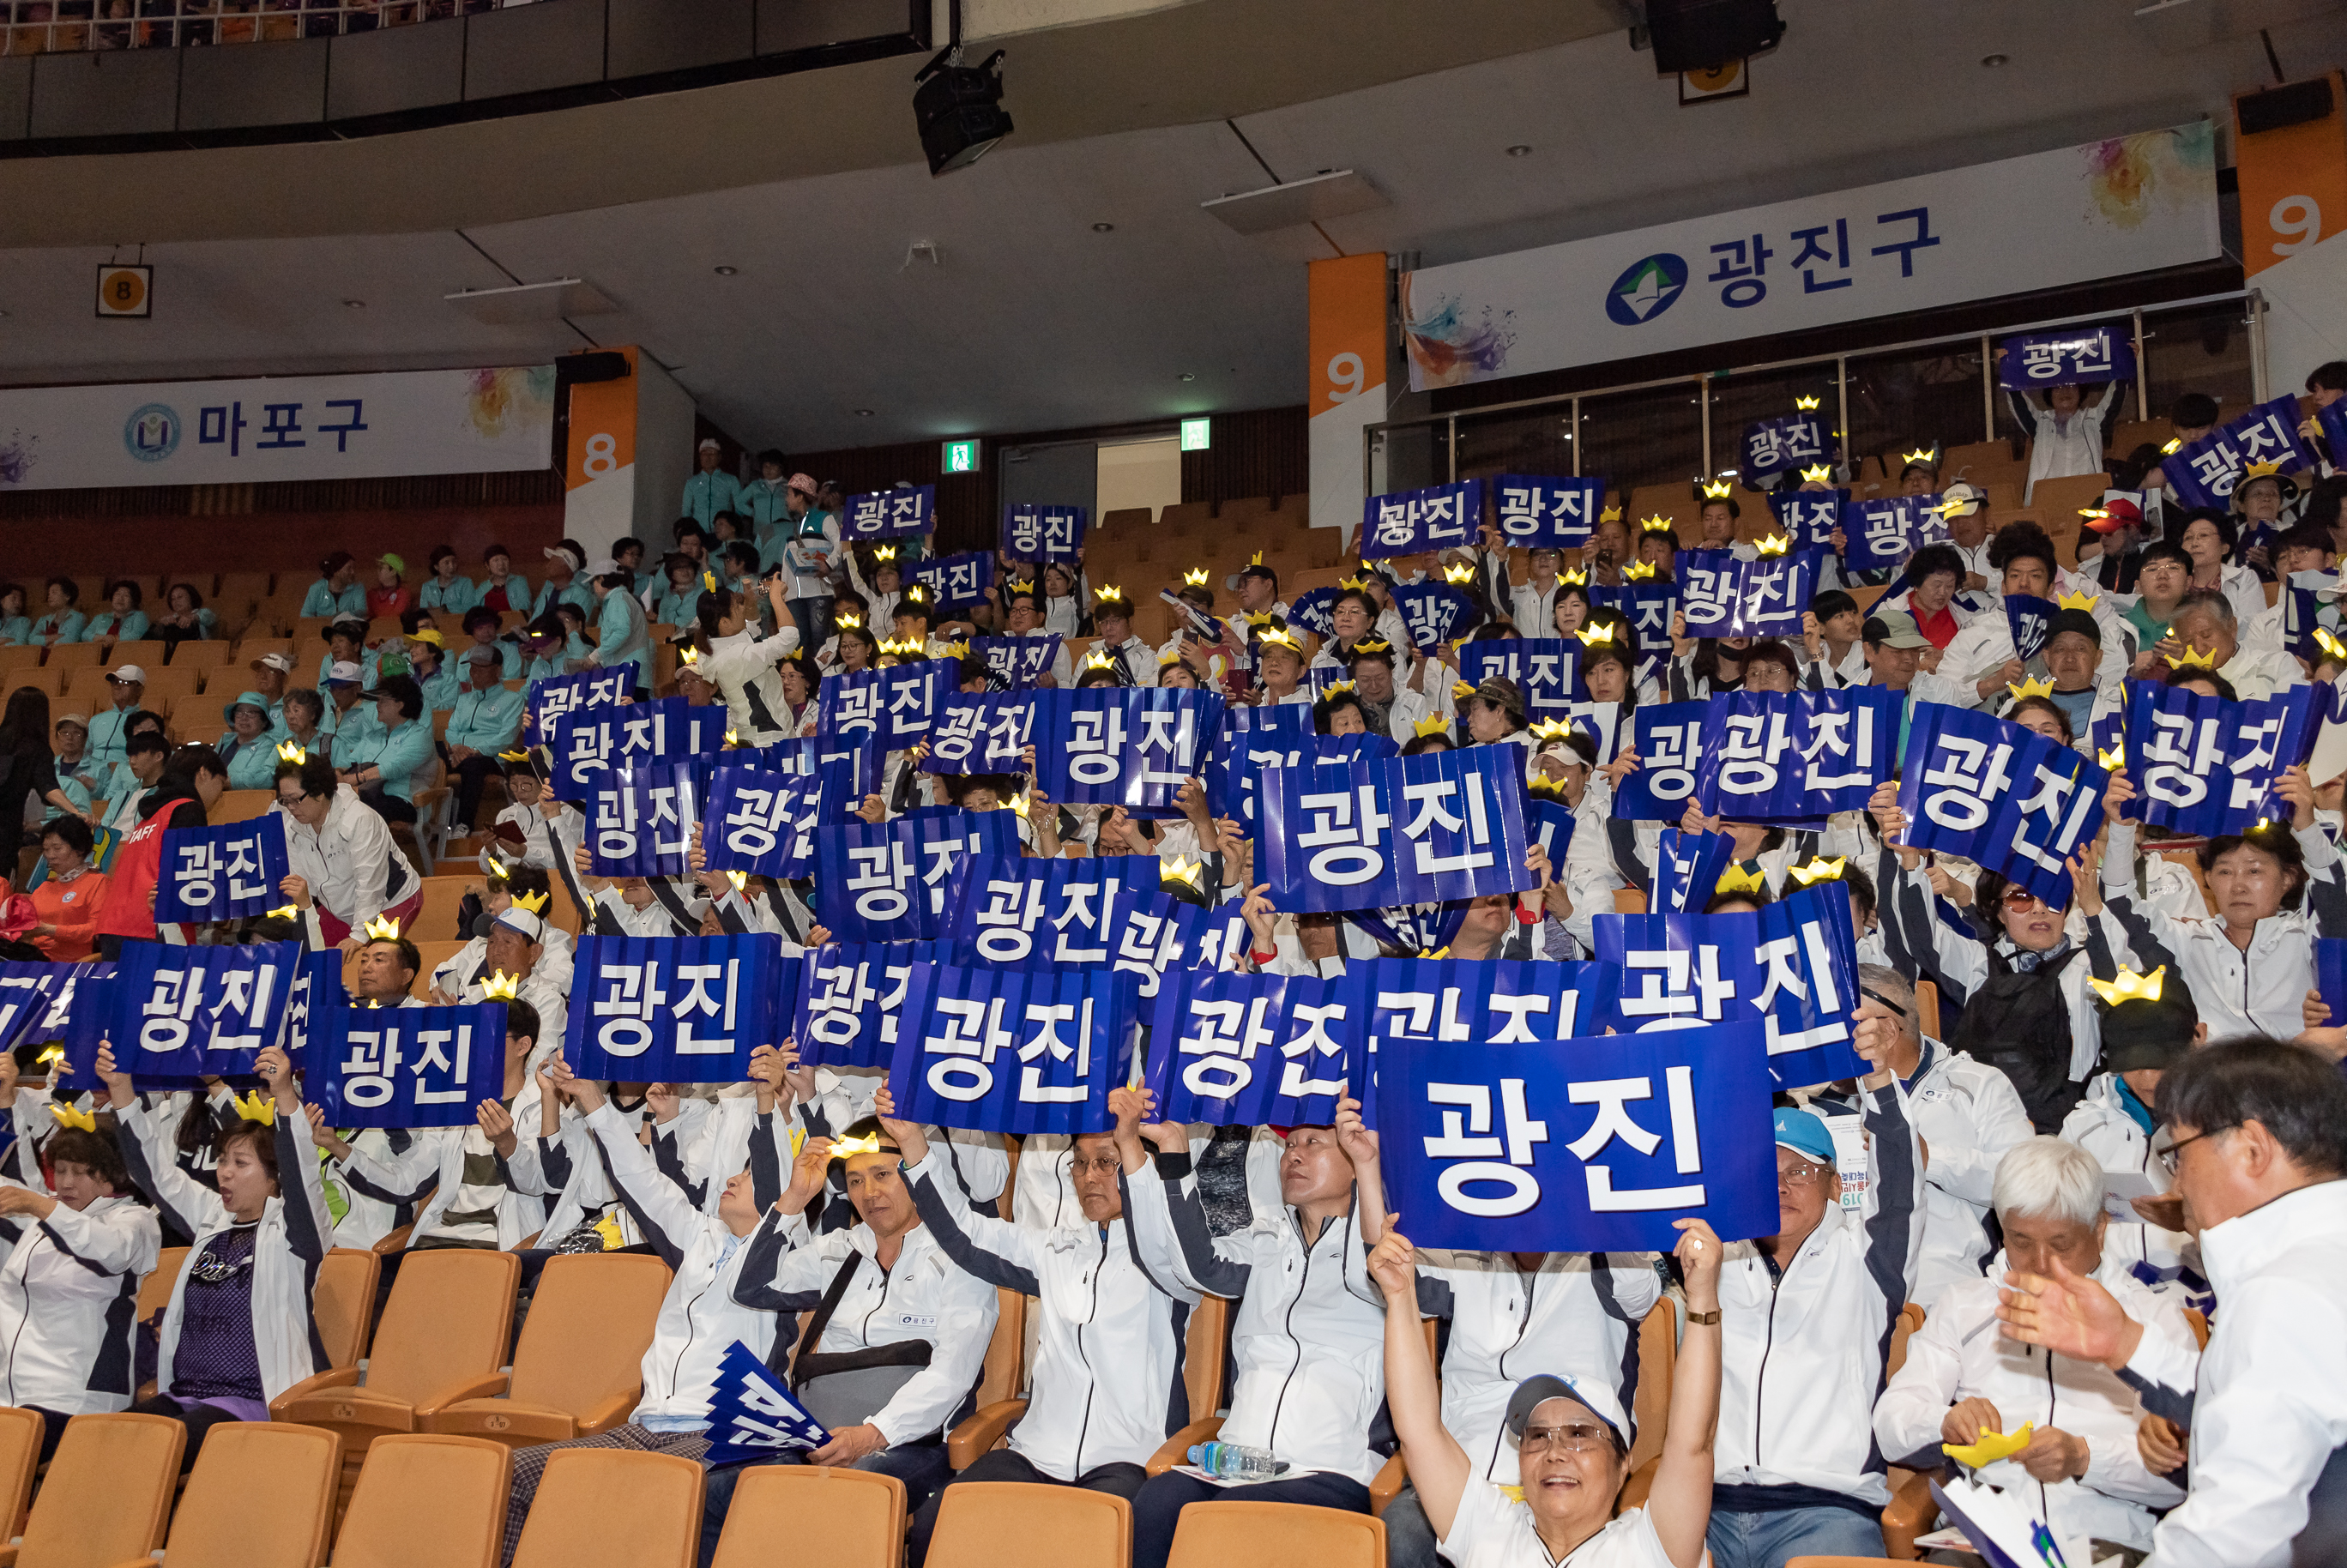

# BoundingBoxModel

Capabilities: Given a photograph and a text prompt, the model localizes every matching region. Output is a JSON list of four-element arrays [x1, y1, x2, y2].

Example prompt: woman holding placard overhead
[[100, 1040, 330, 1469], [687, 579, 802, 745]]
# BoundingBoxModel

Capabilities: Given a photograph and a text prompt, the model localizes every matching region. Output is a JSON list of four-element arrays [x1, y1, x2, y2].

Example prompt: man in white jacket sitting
[[2060, 974, 2203, 1296], [496, 1059, 789, 1566], [1874, 1137, 2191, 1552]]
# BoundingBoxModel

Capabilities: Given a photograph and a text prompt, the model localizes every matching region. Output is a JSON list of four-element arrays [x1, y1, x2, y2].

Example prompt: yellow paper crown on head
[[827, 1131, 884, 1161], [1903, 446, 1939, 466], [1010, 791, 1031, 819], [2097, 745, 2126, 769], [724, 727, 742, 747], [1338, 575, 1370, 592], [362, 914, 403, 942], [944, 639, 971, 660], [1640, 514, 1676, 534], [1445, 562, 1476, 585], [879, 636, 924, 657], [2315, 627, 2347, 663], [481, 971, 522, 1001], [1161, 853, 1204, 890], [1800, 463, 1834, 483], [2243, 458, 2285, 480], [232, 1089, 275, 1126], [1755, 531, 1791, 557], [679, 646, 701, 666], [1414, 714, 1452, 737], [1599, 504, 1623, 523], [903, 583, 927, 603], [1451, 679, 1477, 700], [275, 739, 307, 763], [1094, 585, 1125, 604], [2055, 588, 2100, 612], [1321, 678, 1358, 697], [2165, 645, 2218, 670], [1256, 627, 1302, 654], [1529, 718, 1575, 742], [1351, 636, 1395, 657], [1575, 622, 1619, 646], [510, 888, 551, 914], [1716, 863, 1770, 896], [1787, 855, 1848, 888], [2088, 965, 2167, 1007], [1183, 566, 1210, 587], [1006, 578, 1035, 596], [1795, 395, 1822, 411], [837, 612, 862, 630], [48, 1102, 94, 1132], [1250, 551, 1265, 567], [498, 747, 531, 763], [872, 546, 896, 562], [1701, 479, 1733, 500], [2162, 437, 2184, 455], [2006, 673, 2055, 700], [1560, 566, 1588, 586], [1623, 561, 1658, 581], [1083, 648, 1118, 671]]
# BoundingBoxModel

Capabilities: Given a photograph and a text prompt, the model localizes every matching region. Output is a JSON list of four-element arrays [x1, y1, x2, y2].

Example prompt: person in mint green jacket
[[445, 648, 525, 828], [649, 554, 708, 630], [588, 561, 655, 691], [30, 579, 83, 648], [80, 581, 149, 644], [682, 437, 743, 528], [300, 552, 368, 621], [0, 586, 31, 647], [404, 631, 463, 713], [740, 449, 793, 546], [345, 674, 433, 825], [419, 547, 482, 617], [216, 692, 284, 791], [532, 541, 596, 623]]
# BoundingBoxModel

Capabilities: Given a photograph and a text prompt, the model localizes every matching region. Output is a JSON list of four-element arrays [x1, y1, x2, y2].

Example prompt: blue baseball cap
[[1772, 1105, 1836, 1165]]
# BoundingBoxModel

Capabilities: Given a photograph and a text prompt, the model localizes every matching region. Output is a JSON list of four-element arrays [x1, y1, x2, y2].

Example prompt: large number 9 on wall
[[582, 431, 619, 476], [2271, 195, 2324, 256], [1325, 352, 1365, 403]]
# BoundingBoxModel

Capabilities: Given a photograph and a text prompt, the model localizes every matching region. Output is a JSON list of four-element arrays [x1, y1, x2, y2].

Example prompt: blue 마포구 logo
[[124, 403, 181, 463], [1604, 254, 1688, 327]]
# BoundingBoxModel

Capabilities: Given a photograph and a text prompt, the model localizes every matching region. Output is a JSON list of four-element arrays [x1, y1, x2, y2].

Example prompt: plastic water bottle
[[1188, 1441, 1288, 1480]]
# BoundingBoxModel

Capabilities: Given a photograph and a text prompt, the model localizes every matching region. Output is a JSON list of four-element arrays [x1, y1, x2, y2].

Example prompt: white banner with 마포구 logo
[[1400, 123, 2219, 390], [0, 365, 555, 490]]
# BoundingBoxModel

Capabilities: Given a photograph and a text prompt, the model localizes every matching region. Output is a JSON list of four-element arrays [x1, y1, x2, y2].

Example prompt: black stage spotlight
[[913, 46, 1013, 178]]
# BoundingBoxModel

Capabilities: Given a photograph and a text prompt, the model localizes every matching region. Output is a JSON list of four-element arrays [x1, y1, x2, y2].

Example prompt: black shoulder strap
[[789, 1248, 866, 1390]]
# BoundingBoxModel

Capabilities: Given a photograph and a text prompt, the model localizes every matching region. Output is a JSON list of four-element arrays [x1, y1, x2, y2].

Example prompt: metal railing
[[1365, 286, 2269, 498], [1, 0, 514, 54]]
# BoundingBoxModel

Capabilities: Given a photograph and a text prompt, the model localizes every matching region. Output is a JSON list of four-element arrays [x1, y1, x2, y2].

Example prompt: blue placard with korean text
[[590, 763, 703, 877], [1204, 703, 1312, 826], [1740, 413, 1831, 488], [0, 964, 63, 1055], [1143, 970, 1357, 1130], [1258, 745, 1535, 914], [1995, 323, 2136, 389], [1594, 883, 1867, 1088], [1649, 828, 1735, 914], [969, 636, 1061, 691], [1362, 479, 1484, 558], [1000, 503, 1089, 564], [2163, 394, 2317, 512], [816, 659, 955, 751], [2121, 678, 2320, 837], [1376, 1021, 1778, 1251], [944, 854, 1202, 1000], [1693, 687, 1904, 823], [1612, 701, 1711, 822], [816, 811, 1018, 944], [1493, 476, 1602, 548], [1030, 687, 1226, 815], [1840, 493, 1951, 574], [1457, 639, 1579, 716], [1897, 703, 2109, 909], [886, 962, 1138, 1136], [1586, 581, 1678, 692], [1680, 551, 1825, 641], [1391, 582, 1479, 650], [154, 816, 292, 924], [842, 485, 936, 540], [564, 933, 788, 1083], [106, 941, 303, 1084], [923, 692, 1035, 775], [702, 1342, 831, 1464], [1769, 487, 1849, 551], [527, 666, 640, 739], [908, 551, 994, 608], [793, 940, 943, 1070], [701, 763, 818, 880], [550, 696, 726, 801], [2005, 594, 2055, 663], [1346, 955, 1627, 1128], [313, 1000, 507, 1127]]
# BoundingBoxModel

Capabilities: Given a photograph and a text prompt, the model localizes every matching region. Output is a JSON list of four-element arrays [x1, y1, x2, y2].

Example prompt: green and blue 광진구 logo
[[1605, 254, 1687, 327]]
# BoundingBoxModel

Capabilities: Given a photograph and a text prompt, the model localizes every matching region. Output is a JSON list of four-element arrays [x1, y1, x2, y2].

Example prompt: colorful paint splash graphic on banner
[[1402, 274, 1516, 389], [2084, 122, 2215, 230], [0, 431, 36, 485], [465, 365, 555, 441]]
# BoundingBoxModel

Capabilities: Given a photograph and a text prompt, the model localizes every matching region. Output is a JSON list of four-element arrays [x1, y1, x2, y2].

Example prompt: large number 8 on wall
[[582, 431, 619, 476]]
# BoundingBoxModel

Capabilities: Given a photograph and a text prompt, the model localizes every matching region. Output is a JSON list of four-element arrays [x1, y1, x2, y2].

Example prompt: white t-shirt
[[1436, 1477, 1675, 1568]]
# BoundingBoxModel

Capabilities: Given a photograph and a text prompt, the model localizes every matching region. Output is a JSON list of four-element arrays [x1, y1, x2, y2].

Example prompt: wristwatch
[[1685, 1308, 1722, 1326]]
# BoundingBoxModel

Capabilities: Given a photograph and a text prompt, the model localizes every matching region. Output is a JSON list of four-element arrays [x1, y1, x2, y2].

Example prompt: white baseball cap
[[251, 652, 296, 675], [325, 660, 365, 685], [106, 664, 147, 684]]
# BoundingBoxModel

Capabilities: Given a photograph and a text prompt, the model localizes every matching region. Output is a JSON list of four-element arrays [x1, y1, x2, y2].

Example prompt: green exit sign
[[1180, 416, 1211, 452], [941, 438, 980, 473]]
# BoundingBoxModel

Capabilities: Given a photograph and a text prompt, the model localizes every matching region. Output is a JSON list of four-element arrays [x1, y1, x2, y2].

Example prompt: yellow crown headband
[[1256, 628, 1302, 654], [1183, 567, 1210, 587], [2164, 645, 2218, 670], [944, 639, 971, 660], [1413, 714, 1451, 738], [1528, 772, 1567, 798], [2006, 673, 2054, 700], [2087, 966, 2167, 1007], [2316, 627, 2347, 663], [1161, 853, 1205, 890], [481, 971, 522, 1001], [1795, 395, 1821, 411], [2242, 459, 2286, 480], [1350, 636, 1394, 656], [1700, 479, 1733, 499], [2097, 745, 2125, 769], [1083, 648, 1118, 671], [510, 888, 550, 914], [872, 546, 896, 562], [679, 646, 701, 666], [1528, 718, 1575, 742], [1338, 576, 1370, 592], [1716, 864, 1771, 896], [1599, 504, 1623, 523], [837, 613, 862, 630], [1560, 567, 1588, 586], [362, 914, 403, 942], [1903, 447, 1939, 466], [2055, 588, 2100, 612], [903, 584, 927, 602], [2162, 437, 2183, 455], [1786, 855, 1846, 888], [1623, 562, 1658, 581], [232, 1089, 276, 1125], [1575, 622, 1618, 646], [48, 1102, 95, 1132], [1800, 463, 1834, 483], [1445, 562, 1475, 585], [1755, 532, 1790, 557], [1640, 515, 1676, 534], [828, 1131, 886, 1161], [275, 740, 307, 763]]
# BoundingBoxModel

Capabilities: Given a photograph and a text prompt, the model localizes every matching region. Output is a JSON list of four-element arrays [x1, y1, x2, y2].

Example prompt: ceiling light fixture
[[1981, 52, 2008, 67], [342, 299, 366, 309], [853, 408, 876, 417], [1505, 144, 1533, 157], [1092, 222, 1115, 232], [1179, 372, 1195, 383], [714, 265, 738, 276]]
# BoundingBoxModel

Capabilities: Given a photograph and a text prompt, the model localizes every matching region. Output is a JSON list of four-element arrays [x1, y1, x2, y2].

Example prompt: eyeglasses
[[1520, 1422, 1614, 1454], [2000, 887, 2047, 911], [2157, 1125, 2231, 1177], [1777, 1161, 1829, 1190]]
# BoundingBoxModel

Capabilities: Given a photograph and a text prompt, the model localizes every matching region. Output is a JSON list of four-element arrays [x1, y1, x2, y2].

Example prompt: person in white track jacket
[[1119, 1092, 1390, 1568], [105, 1042, 333, 1468], [1875, 1137, 2191, 1551], [883, 1092, 1191, 1567], [2060, 980, 2205, 1296], [0, 1126, 160, 1459], [1998, 1038, 2347, 1568], [272, 754, 424, 950], [1706, 1018, 1922, 1568], [495, 1063, 789, 1567]]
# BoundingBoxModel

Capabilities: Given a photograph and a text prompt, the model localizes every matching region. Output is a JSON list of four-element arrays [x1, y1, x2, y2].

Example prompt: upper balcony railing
[[5, 0, 516, 56]]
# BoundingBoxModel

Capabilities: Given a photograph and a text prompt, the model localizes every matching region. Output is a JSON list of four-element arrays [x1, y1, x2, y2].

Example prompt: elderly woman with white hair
[[1873, 1137, 2196, 1551]]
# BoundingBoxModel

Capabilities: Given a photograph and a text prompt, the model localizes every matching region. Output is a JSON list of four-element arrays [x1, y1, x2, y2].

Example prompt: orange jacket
[[30, 869, 108, 962]]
